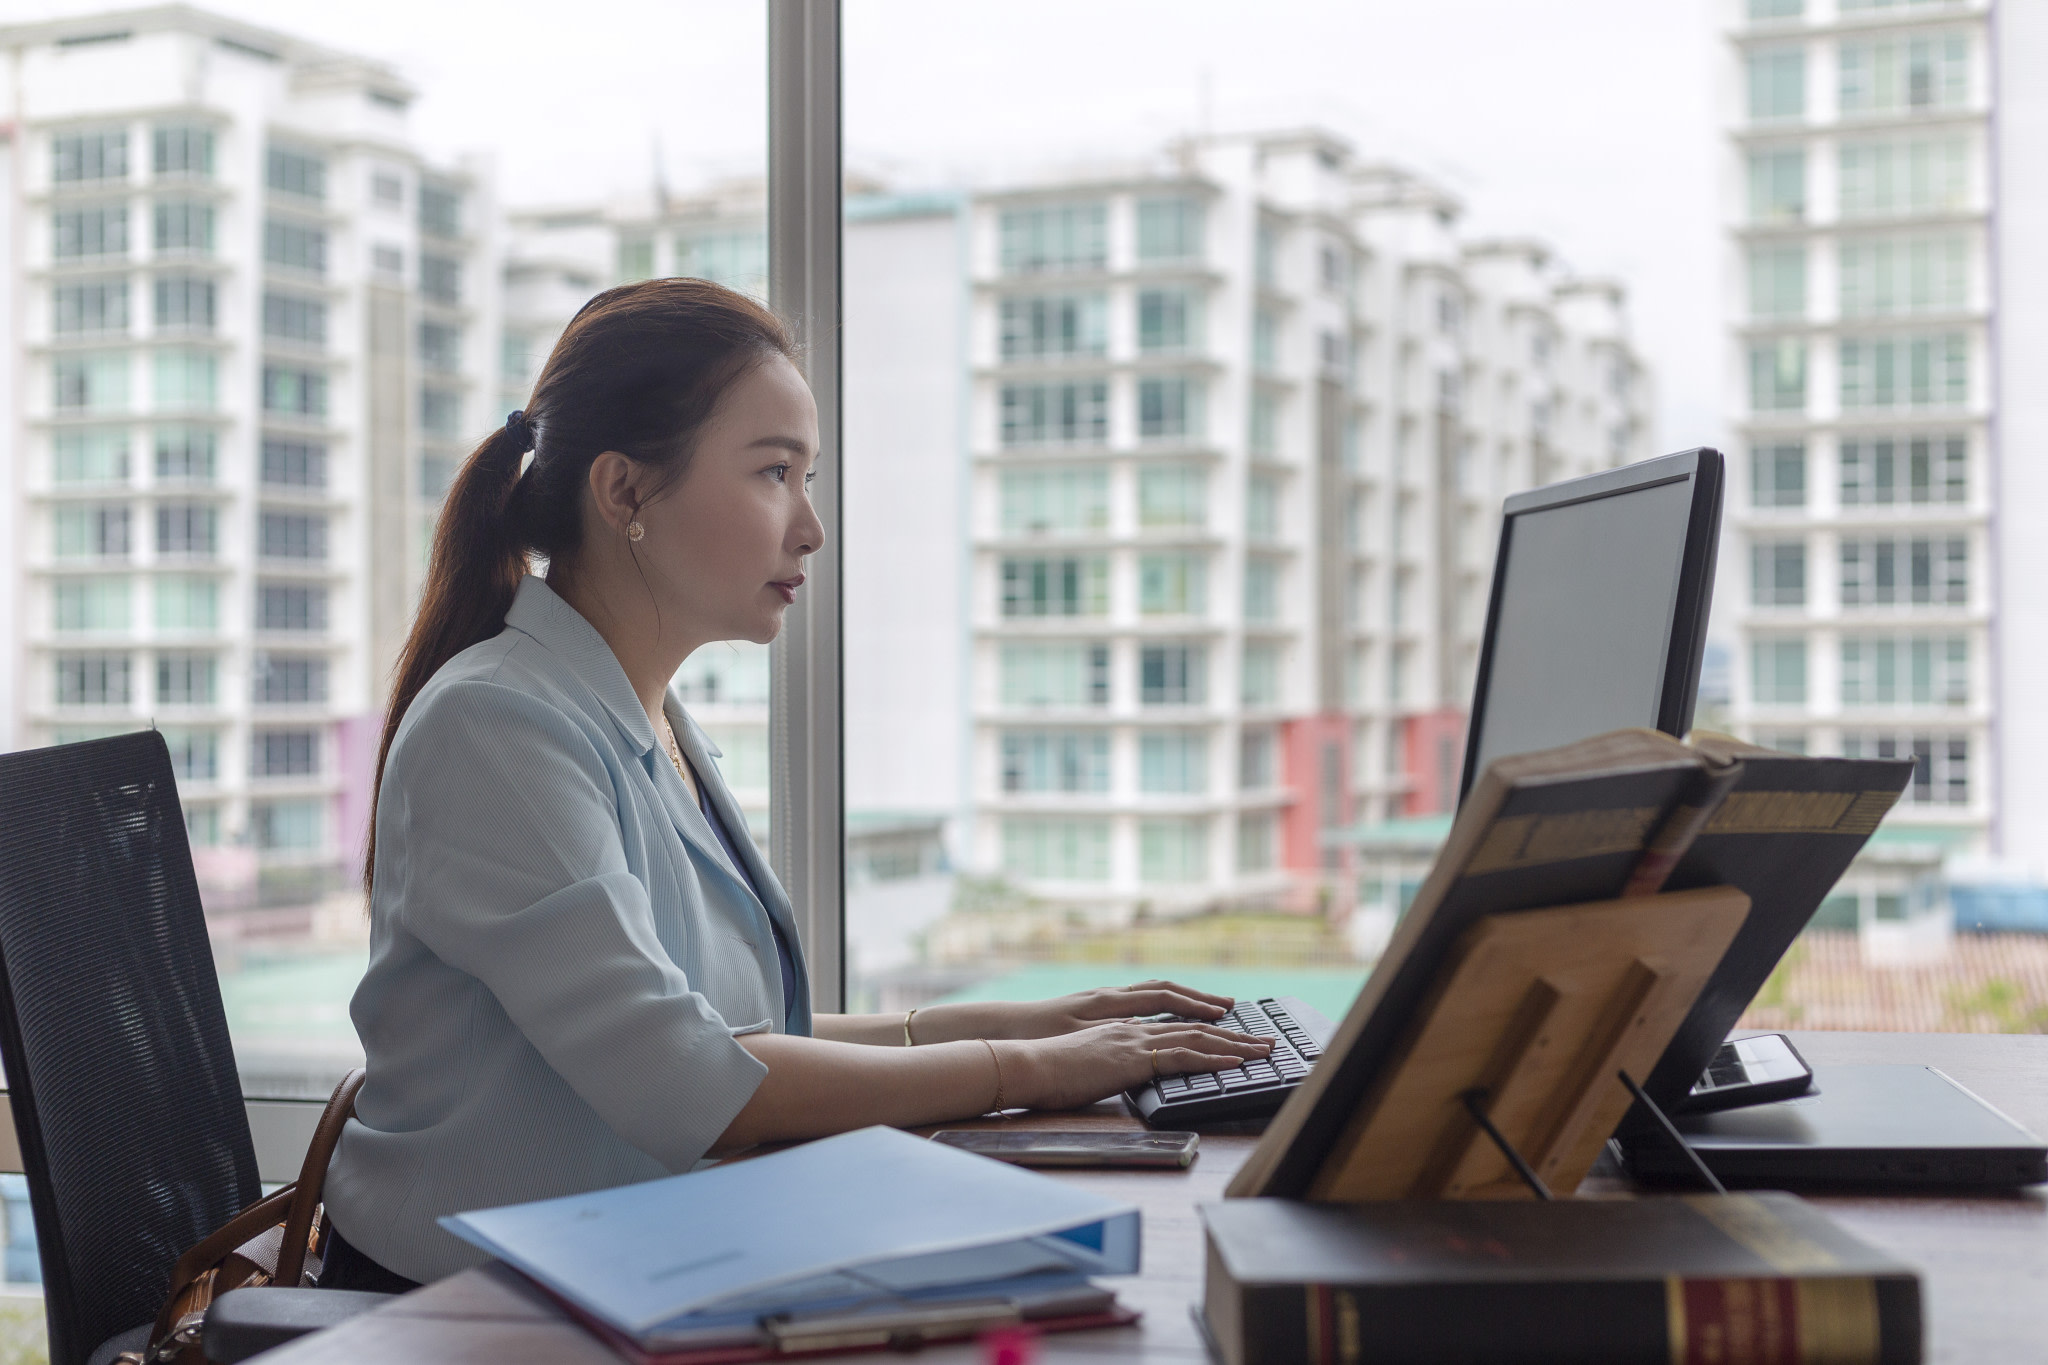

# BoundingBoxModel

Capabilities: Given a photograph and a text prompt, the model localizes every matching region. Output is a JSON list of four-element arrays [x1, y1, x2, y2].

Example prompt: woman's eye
[[768, 463, 790, 482], [803, 470, 818, 488]]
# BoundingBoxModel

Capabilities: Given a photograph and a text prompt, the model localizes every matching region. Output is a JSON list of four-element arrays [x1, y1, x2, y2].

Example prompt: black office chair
[[0, 732, 383, 1365]]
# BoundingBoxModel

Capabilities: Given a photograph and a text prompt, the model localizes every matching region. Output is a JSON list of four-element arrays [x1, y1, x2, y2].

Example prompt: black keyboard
[[1123, 996, 1337, 1125]]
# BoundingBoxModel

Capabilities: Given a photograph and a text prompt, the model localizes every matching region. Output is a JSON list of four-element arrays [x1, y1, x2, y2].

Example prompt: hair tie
[[504, 410, 535, 453]]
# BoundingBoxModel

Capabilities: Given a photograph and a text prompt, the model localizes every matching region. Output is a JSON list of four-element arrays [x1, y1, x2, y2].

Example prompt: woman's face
[[635, 354, 824, 647]]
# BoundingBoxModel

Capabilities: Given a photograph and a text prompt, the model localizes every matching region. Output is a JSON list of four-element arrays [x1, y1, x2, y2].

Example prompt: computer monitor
[[1458, 448, 1723, 804]]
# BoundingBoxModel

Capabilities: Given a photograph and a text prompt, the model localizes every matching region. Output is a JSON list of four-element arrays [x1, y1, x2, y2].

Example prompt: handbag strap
[[275, 1067, 367, 1286], [149, 1185, 299, 1344]]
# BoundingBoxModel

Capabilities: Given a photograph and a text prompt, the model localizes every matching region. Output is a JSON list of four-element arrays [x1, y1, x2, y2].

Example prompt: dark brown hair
[[365, 277, 794, 887]]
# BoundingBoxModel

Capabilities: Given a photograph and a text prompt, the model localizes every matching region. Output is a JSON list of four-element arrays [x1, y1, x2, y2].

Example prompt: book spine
[[1665, 1275, 1894, 1365]]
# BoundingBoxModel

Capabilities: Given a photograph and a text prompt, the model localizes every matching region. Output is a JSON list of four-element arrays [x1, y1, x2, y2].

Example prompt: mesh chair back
[[0, 732, 259, 1365]]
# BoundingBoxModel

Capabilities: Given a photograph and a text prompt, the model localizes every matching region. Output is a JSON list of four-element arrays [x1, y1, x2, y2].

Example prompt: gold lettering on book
[[1795, 1278, 1881, 1362], [1468, 809, 1657, 875]]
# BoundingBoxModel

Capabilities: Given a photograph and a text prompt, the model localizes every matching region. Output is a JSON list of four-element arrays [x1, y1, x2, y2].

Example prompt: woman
[[321, 279, 1272, 1289]]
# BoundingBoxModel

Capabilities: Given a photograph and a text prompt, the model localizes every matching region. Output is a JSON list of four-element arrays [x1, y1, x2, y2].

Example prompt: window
[[254, 728, 320, 777], [153, 125, 214, 178], [1255, 221, 1278, 289], [999, 643, 1110, 707], [161, 728, 218, 781], [156, 651, 217, 705], [53, 278, 129, 334], [1140, 644, 1206, 706], [1138, 375, 1201, 441], [154, 575, 218, 631], [1248, 391, 1280, 456], [420, 321, 462, 371], [1839, 236, 1968, 318], [1840, 434, 1966, 505], [1751, 443, 1806, 508], [421, 387, 462, 436], [1749, 0, 1802, 18], [156, 427, 217, 482], [1137, 465, 1205, 529], [1252, 309, 1278, 372], [155, 349, 217, 411], [1137, 288, 1198, 354], [372, 244, 404, 277], [53, 129, 127, 183], [252, 800, 324, 850], [418, 183, 461, 238], [1237, 812, 1276, 873], [264, 220, 327, 275], [253, 652, 330, 705], [1840, 33, 1968, 116], [372, 170, 404, 207], [155, 200, 213, 255], [156, 503, 218, 557], [54, 205, 128, 258], [54, 652, 130, 706], [54, 503, 130, 559], [1136, 197, 1203, 264], [266, 147, 326, 200], [1752, 541, 1806, 606], [1139, 553, 1206, 616], [421, 456, 458, 500], [184, 805, 221, 847], [1842, 635, 1968, 707], [1000, 731, 1109, 793], [54, 352, 130, 413], [1840, 535, 1968, 606], [263, 439, 328, 488], [257, 583, 328, 632], [999, 380, 1107, 446], [1748, 341, 1806, 411], [1139, 730, 1207, 794], [998, 293, 1107, 361], [1002, 818, 1110, 880], [617, 237, 655, 282], [1839, 138, 1969, 219], [1752, 638, 1808, 705], [1841, 731, 1969, 805], [1755, 731, 1808, 756], [263, 365, 327, 419], [1748, 245, 1806, 320], [1839, 335, 1967, 409], [1748, 149, 1806, 223], [52, 577, 130, 631], [156, 276, 216, 332], [678, 232, 768, 294], [1747, 48, 1805, 121], [1245, 475, 1279, 540], [264, 293, 327, 346], [999, 468, 1108, 535], [1001, 557, 1108, 617], [998, 203, 1107, 275], [1241, 642, 1280, 706], [261, 512, 328, 560], [1238, 727, 1276, 788], [53, 429, 128, 483], [1139, 818, 1208, 883], [1243, 558, 1280, 623], [1320, 243, 1346, 293]]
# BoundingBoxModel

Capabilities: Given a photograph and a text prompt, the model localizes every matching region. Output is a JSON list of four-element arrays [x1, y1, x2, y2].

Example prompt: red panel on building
[[1279, 713, 1354, 878], [1401, 707, 1468, 817]]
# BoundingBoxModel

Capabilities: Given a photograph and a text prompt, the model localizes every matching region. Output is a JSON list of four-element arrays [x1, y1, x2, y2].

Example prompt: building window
[[1841, 731, 1969, 805], [1139, 730, 1208, 794], [1748, 149, 1806, 223], [53, 129, 127, 183], [1138, 375, 1201, 442], [1249, 390, 1280, 456], [1001, 818, 1110, 881], [1754, 730, 1807, 755], [1842, 635, 1968, 707], [260, 512, 328, 561], [262, 438, 328, 489], [156, 502, 218, 558], [1248, 476, 1282, 541], [263, 220, 327, 275], [1751, 443, 1805, 508], [53, 429, 129, 483], [1252, 309, 1278, 373], [1000, 468, 1109, 536], [1840, 33, 1968, 116], [1000, 643, 1111, 707], [1139, 818, 1208, 884], [1000, 731, 1109, 793], [1139, 553, 1206, 617], [1239, 727, 1276, 789], [252, 800, 325, 851], [262, 365, 327, 419], [153, 125, 214, 178], [1137, 288, 1198, 355], [156, 651, 217, 705], [1752, 638, 1808, 706], [677, 231, 768, 294], [421, 455, 458, 500], [372, 244, 404, 277], [54, 652, 130, 706], [1747, 48, 1806, 121], [1137, 465, 1206, 529], [1748, 341, 1806, 412], [53, 503, 131, 559], [1840, 535, 1968, 606], [53, 278, 129, 334], [154, 576, 218, 631], [1839, 137, 1968, 219], [184, 805, 222, 847], [54, 205, 129, 259], [418, 183, 462, 238], [1752, 541, 1806, 606], [155, 427, 216, 483], [998, 203, 1108, 275], [154, 349, 217, 411], [1255, 221, 1279, 289], [52, 577, 130, 631], [253, 652, 329, 705], [999, 381, 1108, 446], [1840, 434, 1966, 506], [161, 728, 218, 781], [1839, 236, 1967, 318], [1241, 642, 1280, 707], [264, 293, 327, 346], [54, 352, 130, 412], [1749, 0, 1802, 19], [1747, 245, 1806, 320], [1839, 335, 1967, 409], [616, 237, 655, 282], [155, 276, 216, 332], [256, 583, 328, 632], [253, 729, 319, 777], [266, 147, 326, 200], [372, 170, 404, 207], [1237, 812, 1276, 873], [421, 387, 462, 437], [998, 293, 1107, 361], [1136, 197, 1203, 265], [1243, 558, 1281, 624], [1001, 557, 1109, 617], [1141, 644, 1206, 706], [420, 321, 462, 372]]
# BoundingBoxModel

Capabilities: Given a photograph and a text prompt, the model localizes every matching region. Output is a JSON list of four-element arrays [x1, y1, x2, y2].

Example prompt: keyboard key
[[1218, 1069, 1254, 1089]]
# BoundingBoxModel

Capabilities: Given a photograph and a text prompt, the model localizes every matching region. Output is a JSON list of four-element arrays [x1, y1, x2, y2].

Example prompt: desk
[[255, 1032, 2048, 1364]]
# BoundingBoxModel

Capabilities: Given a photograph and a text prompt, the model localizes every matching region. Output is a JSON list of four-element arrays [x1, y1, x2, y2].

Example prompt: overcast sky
[[11, 0, 1729, 446]]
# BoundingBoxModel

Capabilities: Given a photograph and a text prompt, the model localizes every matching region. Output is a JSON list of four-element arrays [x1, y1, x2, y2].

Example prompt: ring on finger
[[1150, 1048, 1160, 1077]]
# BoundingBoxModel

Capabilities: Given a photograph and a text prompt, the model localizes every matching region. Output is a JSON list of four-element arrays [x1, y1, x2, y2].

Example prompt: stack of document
[[441, 1126, 1142, 1362]]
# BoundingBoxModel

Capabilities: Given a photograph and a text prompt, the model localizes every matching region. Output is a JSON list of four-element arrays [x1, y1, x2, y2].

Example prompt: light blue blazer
[[323, 575, 812, 1283]]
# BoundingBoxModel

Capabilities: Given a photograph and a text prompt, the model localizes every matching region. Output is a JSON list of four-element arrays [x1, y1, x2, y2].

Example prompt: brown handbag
[[118, 1067, 367, 1365]]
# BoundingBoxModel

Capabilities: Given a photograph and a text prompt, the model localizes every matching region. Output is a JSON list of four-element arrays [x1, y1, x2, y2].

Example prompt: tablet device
[[929, 1130, 1199, 1169]]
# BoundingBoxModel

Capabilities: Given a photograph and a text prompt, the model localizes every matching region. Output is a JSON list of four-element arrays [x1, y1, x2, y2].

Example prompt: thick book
[[1201, 1194, 1922, 1365], [1228, 729, 1914, 1200]]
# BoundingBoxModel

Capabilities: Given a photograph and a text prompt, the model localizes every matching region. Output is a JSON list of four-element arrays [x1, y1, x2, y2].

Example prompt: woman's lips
[[772, 573, 806, 604]]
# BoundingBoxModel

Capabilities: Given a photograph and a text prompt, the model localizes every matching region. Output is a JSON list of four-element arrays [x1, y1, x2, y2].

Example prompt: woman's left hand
[[915, 980, 1236, 1043]]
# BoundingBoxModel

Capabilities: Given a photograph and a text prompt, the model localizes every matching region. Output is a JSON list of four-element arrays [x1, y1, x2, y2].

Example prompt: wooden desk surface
[[256, 1031, 2048, 1364]]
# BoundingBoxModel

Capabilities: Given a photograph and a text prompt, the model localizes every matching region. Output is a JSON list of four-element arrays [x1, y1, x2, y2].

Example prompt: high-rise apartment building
[[968, 132, 1653, 914], [0, 8, 499, 883]]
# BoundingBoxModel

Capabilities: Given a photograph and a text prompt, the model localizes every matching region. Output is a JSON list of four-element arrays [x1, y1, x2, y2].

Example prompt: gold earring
[[627, 521, 645, 542]]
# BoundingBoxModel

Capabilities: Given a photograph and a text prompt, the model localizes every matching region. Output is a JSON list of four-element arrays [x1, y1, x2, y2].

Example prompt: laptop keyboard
[[1123, 997, 1325, 1125]]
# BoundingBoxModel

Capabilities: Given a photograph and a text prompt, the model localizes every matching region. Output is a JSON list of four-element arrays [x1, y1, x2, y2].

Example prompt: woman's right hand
[[1004, 1020, 1274, 1112]]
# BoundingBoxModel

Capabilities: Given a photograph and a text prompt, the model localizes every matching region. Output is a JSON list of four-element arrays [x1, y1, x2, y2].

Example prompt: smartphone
[[930, 1129, 1200, 1169], [1675, 1033, 1814, 1114]]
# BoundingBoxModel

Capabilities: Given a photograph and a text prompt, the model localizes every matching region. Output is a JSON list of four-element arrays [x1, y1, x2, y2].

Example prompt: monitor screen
[[1467, 475, 1696, 781]]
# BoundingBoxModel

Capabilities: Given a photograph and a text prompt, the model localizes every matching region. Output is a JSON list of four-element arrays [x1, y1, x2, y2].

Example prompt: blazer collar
[[503, 575, 657, 757]]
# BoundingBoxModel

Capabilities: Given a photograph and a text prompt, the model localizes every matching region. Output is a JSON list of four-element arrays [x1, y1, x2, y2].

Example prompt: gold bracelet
[[903, 1007, 919, 1047], [980, 1038, 1006, 1114]]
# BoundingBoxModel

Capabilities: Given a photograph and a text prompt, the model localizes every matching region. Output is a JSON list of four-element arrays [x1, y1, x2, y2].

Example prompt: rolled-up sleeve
[[388, 679, 767, 1170]]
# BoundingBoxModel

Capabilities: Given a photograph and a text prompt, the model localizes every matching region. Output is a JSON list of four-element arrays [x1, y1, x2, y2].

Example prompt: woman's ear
[[586, 451, 642, 537]]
